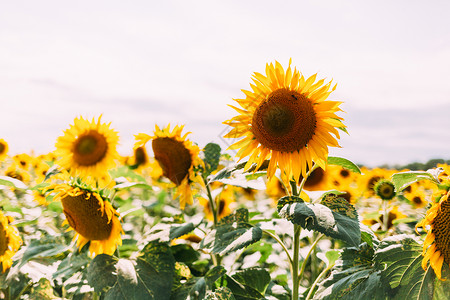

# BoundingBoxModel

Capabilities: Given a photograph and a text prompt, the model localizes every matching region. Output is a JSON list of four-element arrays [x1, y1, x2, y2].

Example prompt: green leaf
[[28, 278, 57, 300], [147, 222, 195, 242], [113, 181, 153, 191], [231, 268, 271, 295], [44, 164, 61, 181], [391, 171, 440, 192], [222, 274, 266, 300], [374, 234, 441, 300], [327, 157, 361, 174], [170, 266, 226, 300], [203, 143, 222, 177], [360, 223, 380, 249], [18, 240, 70, 269], [87, 241, 175, 300], [200, 208, 262, 255], [314, 244, 384, 300], [278, 197, 361, 247], [0, 175, 27, 189]]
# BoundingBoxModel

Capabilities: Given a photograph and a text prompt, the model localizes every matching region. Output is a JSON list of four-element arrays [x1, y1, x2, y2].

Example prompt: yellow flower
[[0, 139, 8, 161], [416, 190, 450, 280], [0, 211, 22, 272], [135, 124, 204, 209], [12, 153, 32, 171], [50, 183, 123, 257], [224, 59, 345, 183], [199, 185, 235, 221], [5, 162, 31, 184], [55, 116, 119, 183]]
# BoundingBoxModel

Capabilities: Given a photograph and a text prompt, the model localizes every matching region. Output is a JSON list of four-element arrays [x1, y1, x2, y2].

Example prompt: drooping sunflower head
[[135, 124, 204, 209], [0, 211, 22, 272], [55, 116, 119, 183], [374, 179, 396, 201], [416, 191, 450, 280], [224, 59, 345, 183], [50, 183, 122, 257], [0, 139, 8, 161]]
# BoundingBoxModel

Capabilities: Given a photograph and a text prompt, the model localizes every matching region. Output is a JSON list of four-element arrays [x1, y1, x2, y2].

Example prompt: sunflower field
[[1, 61, 450, 300]]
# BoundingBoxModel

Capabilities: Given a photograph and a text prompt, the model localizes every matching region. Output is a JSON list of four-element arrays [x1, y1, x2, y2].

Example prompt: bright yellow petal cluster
[[416, 191, 450, 280], [55, 116, 119, 185], [0, 211, 22, 272], [224, 59, 345, 183], [135, 124, 205, 209]]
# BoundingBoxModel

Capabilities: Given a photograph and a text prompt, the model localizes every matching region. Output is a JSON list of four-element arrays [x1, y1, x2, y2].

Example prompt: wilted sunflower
[[50, 183, 122, 256], [224, 59, 345, 183], [55, 116, 119, 182], [135, 124, 204, 209], [0, 211, 22, 272], [416, 190, 450, 280], [0, 139, 8, 161]]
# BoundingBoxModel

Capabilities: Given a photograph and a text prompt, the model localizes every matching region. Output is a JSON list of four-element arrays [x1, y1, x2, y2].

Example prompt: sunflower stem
[[292, 223, 302, 300], [262, 229, 293, 266], [299, 233, 324, 283], [383, 200, 389, 232], [204, 180, 222, 266]]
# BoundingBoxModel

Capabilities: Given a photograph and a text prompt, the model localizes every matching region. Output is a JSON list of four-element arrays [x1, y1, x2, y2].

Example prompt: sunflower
[[374, 179, 396, 201], [49, 183, 122, 256], [54, 116, 119, 183], [223, 59, 345, 183], [0, 139, 8, 161], [135, 124, 204, 209], [416, 190, 450, 280], [0, 211, 22, 272]]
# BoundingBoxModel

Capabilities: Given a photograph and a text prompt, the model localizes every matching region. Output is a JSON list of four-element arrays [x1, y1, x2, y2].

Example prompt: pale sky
[[1, 0, 449, 167]]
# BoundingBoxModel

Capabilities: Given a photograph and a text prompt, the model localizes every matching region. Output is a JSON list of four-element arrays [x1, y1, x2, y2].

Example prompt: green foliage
[[87, 241, 175, 300], [203, 143, 222, 177], [147, 222, 196, 242], [200, 208, 263, 255], [222, 268, 271, 300], [0, 175, 27, 189], [278, 196, 361, 247], [327, 156, 362, 174], [391, 171, 440, 192]]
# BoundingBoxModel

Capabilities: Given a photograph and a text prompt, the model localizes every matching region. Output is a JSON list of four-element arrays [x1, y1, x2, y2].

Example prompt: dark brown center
[[0, 222, 8, 255], [152, 137, 192, 185], [72, 131, 108, 166], [252, 89, 316, 152], [432, 197, 450, 264]]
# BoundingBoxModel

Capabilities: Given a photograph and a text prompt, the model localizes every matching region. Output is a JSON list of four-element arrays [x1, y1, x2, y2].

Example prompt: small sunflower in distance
[[135, 124, 204, 209], [0, 211, 22, 272], [416, 190, 450, 280], [55, 116, 119, 183], [224, 59, 345, 183], [48, 182, 123, 256], [0, 139, 8, 161]]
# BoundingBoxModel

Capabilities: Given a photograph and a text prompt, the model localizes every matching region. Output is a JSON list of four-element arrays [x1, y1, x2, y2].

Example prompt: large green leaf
[[278, 196, 360, 247], [147, 222, 195, 242], [17, 239, 70, 269], [374, 235, 445, 300], [0, 175, 27, 189], [391, 171, 440, 192], [203, 143, 222, 177], [327, 157, 361, 174], [204, 287, 236, 300], [87, 241, 175, 300], [200, 208, 262, 255], [208, 160, 269, 189], [230, 268, 271, 295], [313, 243, 384, 300]]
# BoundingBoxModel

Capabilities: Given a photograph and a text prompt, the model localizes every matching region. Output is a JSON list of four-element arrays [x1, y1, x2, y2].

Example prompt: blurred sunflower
[[135, 124, 204, 209], [55, 116, 119, 183], [5, 163, 31, 184], [12, 153, 32, 171], [49, 183, 122, 256], [416, 190, 450, 280], [224, 59, 345, 183], [302, 167, 330, 191], [0, 139, 8, 161], [0, 211, 22, 272], [199, 185, 235, 221], [374, 179, 396, 201]]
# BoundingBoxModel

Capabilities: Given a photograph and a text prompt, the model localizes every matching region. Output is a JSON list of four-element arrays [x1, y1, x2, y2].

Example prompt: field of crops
[[1, 61, 449, 300]]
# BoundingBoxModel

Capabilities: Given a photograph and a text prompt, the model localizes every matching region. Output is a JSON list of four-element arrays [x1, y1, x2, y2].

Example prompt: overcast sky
[[1, 0, 449, 167]]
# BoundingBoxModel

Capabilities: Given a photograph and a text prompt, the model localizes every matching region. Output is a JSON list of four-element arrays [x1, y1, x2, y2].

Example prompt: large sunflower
[[54, 116, 119, 183], [416, 190, 450, 280], [0, 211, 22, 272], [0, 138, 8, 161], [50, 183, 123, 257], [135, 124, 204, 209], [224, 60, 345, 183]]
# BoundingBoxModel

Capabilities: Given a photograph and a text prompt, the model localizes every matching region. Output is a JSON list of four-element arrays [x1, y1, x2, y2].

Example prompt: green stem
[[383, 200, 389, 232], [292, 223, 302, 300], [305, 262, 333, 300], [262, 229, 293, 266], [298, 233, 324, 283], [204, 178, 221, 266]]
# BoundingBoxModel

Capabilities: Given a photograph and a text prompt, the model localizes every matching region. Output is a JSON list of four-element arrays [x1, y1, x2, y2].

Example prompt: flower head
[[224, 59, 345, 183], [0, 211, 22, 272]]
